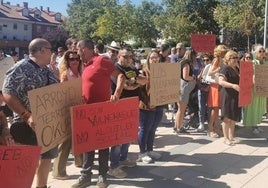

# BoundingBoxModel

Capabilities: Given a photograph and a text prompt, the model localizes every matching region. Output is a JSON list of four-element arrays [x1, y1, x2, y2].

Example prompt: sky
[[8, 0, 162, 16]]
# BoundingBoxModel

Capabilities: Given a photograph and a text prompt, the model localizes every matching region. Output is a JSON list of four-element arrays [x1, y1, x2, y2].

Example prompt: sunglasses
[[121, 55, 132, 59], [245, 56, 251, 59], [230, 56, 238, 60], [69, 57, 80, 61], [203, 59, 210, 62], [259, 50, 265, 53]]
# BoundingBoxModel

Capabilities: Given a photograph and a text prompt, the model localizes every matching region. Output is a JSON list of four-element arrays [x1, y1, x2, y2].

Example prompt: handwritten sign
[[239, 62, 253, 106], [150, 63, 181, 106], [0, 145, 41, 188], [28, 78, 82, 153], [255, 65, 268, 96], [191, 34, 216, 53], [71, 97, 139, 155]]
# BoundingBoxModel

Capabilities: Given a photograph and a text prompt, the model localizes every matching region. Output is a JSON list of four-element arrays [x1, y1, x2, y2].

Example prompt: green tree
[[131, 1, 163, 47], [213, 0, 265, 49], [64, 0, 117, 39], [156, 0, 220, 46]]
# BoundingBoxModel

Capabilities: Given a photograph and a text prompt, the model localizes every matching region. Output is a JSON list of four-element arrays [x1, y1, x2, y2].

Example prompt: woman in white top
[[52, 50, 82, 179]]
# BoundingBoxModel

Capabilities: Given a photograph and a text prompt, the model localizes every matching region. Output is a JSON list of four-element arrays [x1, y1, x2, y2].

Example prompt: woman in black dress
[[219, 50, 241, 146]]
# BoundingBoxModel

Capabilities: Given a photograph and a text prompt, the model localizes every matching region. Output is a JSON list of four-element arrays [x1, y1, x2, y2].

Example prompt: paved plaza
[[32, 115, 268, 188]]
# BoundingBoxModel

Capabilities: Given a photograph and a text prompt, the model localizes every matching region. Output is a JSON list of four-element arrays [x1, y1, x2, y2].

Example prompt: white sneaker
[[257, 127, 264, 132], [137, 153, 153, 164], [253, 128, 260, 134], [148, 151, 161, 160], [197, 124, 205, 132]]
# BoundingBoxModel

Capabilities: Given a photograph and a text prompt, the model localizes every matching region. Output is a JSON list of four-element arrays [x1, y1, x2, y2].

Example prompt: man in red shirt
[[72, 39, 125, 188]]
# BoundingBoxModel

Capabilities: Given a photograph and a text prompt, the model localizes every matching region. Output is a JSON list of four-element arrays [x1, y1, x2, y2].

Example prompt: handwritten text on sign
[[239, 62, 253, 106], [255, 65, 268, 97], [191, 34, 216, 53], [28, 78, 82, 153], [150, 63, 181, 106], [0, 145, 41, 188], [71, 97, 139, 155]]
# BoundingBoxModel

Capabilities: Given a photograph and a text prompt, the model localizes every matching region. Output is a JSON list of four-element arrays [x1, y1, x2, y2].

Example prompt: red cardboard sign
[[191, 34, 216, 53], [239, 61, 253, 107], [71, 97, 139, 155], [0, 145, 41, 188]]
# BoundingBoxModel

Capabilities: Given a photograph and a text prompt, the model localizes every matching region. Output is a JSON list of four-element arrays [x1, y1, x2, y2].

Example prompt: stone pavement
[[32, 117, 268, 188]]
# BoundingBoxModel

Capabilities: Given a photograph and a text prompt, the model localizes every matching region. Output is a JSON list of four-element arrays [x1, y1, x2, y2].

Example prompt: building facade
[[0, 1, 64, 57]]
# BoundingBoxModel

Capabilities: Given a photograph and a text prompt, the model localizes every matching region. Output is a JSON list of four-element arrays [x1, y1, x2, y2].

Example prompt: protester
[[72, 39, 125, 188], [10, 51, 19, 63], [207, 44, 228, 138], [106, 41, 121, 63], [174, 49, 197, 134], [0, 49, 15, 125], [0, 92, 14, 145], [108, 47, 147, 178], [197, 53, 213, 132], [48, 52, 59, 78], [219, 50, 241, 145], [52, 50, 82, 180], [170, 43, 186, 63], [2, 38, 59, 188], [159, 44, 170, 63], [137, 50, 164, 163], [243, 45, 268, 133]]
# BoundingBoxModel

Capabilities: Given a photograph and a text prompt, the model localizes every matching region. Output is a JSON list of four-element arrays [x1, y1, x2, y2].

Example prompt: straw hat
[[106, 41, 121, 51]]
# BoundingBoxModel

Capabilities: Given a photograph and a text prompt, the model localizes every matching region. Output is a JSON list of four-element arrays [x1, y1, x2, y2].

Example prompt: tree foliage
[[63, 0, 267, 49]]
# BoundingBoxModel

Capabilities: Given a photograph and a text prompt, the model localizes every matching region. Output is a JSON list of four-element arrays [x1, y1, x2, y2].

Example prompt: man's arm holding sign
[[110, 69, 126, 102]]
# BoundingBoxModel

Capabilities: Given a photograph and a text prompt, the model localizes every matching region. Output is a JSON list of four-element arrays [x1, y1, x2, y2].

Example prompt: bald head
[[29, 38, 51, 55]]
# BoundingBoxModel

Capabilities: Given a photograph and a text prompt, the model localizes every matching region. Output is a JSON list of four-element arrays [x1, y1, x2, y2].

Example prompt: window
[[34, 11, 41, 18], [36, 25, 41, 33], [3, 24, 7, 27], [24, 25, 28, 31], [0, 25, 2, 32], [13, 23, 17, 30], [22, 9, 29, 17], [13, 36, 17, 40]]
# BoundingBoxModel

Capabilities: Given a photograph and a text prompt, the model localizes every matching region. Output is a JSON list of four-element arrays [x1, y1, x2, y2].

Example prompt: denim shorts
[[180, 79, 196, 103], [41, 146, 58, 159]]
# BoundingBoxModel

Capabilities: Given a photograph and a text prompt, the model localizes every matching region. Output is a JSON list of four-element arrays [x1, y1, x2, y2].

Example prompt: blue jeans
[[138, 106, 163, 154], [110, 143, 130, 169], [198, 89, 208, 124]]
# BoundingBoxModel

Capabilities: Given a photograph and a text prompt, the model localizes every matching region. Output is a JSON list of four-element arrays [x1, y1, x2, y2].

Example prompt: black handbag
[[10, 122, 37, 145]]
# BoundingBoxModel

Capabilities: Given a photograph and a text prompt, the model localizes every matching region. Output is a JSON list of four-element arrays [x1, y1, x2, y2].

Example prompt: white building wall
[[0, 19, 32, 41]]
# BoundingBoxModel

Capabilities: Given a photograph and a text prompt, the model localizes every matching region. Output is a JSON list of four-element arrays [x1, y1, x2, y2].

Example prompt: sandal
[[223, 140, 235, 146], [208, 132, 219, 138]]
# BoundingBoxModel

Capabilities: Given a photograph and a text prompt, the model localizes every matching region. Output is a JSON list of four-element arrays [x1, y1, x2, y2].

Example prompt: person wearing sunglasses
[[218, 50, 241, 145], [243, 45, 268, 134], [197, 53, 213, 132], [52, 50, 82, 180], [241, 52, 253, 62], [207, 44, 228, 138], [108, 47, 147, 178]]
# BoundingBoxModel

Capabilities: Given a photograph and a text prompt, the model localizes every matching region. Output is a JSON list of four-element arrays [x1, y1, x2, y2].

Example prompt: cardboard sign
[[0, 145, 41, 188], [71, 97, 139, 155], [255, 65, 268, 96], [150, 63, 181, 106], [191, 34, 216, 53], [28, 78, 82, 153], [239, 62, 253, 106]]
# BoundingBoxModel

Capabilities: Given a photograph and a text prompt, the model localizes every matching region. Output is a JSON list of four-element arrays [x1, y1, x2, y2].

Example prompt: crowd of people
[[0, 37, 268, 188]]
